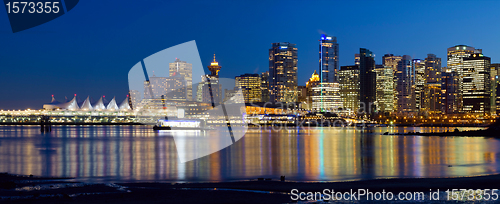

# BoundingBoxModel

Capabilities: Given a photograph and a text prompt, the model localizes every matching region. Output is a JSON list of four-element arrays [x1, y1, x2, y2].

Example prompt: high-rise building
[[447, 45, 479, 112], [424, 54, 442, 114], [382, 54, 403, 112], [490, 64, 499, 115], [375, 65, 394, 113], [311, 82, 341, 112], [260, 71, 270, 102], [169, 59, 193, 100], [338, 65, 360, 115], [382, 54, 403, 72], [197, 55, 222, 105], [144, 76, 167, 99], [461, 53, 492, 114], [441, 67, 458, 114], [359, 48, 376, 115], [269, 42, 298, 102], [165, 72, 187, 101], [396, 55, 415, 113], [319, 34, 339, 82], [413, 59, 425, 112], [235, 73, 262, 103]]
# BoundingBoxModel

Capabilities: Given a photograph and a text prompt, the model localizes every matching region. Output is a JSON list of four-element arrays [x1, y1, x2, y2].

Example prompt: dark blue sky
[[1, 0, 499, 109]]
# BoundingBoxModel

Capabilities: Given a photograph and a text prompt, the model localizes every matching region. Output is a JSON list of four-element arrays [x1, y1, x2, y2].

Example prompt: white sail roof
[[93, 97, 106, 110], [58, 96, 79, 110], [80, 96, 93, 111], [119, 97, 131, 111], [106, 96, 119, 111], [50, 95, 59, 104]]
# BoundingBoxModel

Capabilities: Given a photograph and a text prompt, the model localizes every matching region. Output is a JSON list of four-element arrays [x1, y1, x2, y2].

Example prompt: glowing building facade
[[319, 34, 339, 82], [338, 65, 360, 115], [375, 65, 395, 113], [269, 42, 298, 102], [461, 54, 492, 114], [169, 58, 193, 100], [311, 82, 341, 112], [235, 73, 262, 103], [396, 55, 415, 113]]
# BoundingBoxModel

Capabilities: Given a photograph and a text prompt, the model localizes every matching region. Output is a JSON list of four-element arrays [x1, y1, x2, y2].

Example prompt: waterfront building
[[311, 82, 341, 112], [260, 71, 270, 102], [396, 55, 415, 113], [441, 67, 458, 114], [375, 65, 394, 113], [491, 63, 499, 115], [461, 53, 492, 114], [235, 73, 262, 103], [319, 34, 339, 82], [424, 54, 442, 114], [224, 88, 243, 104], [196, 55, 222, 105], [165, 72, 187, 101], [169, 58, 193, 100], [413, 59, 425, 112], [447, 45, 480, 112], [144, 76, 167, 99], [338, 65, 360, 115], [129, 90, 141, 110], [269, 42, 298, 102], [297, 85, 308, 105], [359, 48, 376, 115]]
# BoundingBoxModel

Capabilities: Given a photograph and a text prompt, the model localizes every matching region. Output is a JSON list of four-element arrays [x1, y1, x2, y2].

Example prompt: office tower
[[196, 55, 222, 105], [461, 53, 491, 114], [375, 65, 394, 113], [382, 54, 403, 72], [165, 72, 187, 101], [355, 54, 360, 65], [260, 71, 270, 102], [447, 45, 479, 112], [396, 55, 415, 113], [424, 54, 442, 114], [269, 42, 298, 102], [224, 88, 243, 104], [382, 54, 403, 112], [491, 64, 499, 114], [144, 76, 167, 99], [413, 59, 425, 112], [235, 73, 262, 103], [311, 82, 341, 112], [359, 48, 376, 115], [319, 34, 339, 82], [441, 67, 458, 114], [169, 58, 193, 100], [338, 65, 360, 115]]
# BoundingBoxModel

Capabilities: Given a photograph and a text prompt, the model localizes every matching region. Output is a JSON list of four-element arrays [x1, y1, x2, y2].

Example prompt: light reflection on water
[[0, 125, 498, 182]]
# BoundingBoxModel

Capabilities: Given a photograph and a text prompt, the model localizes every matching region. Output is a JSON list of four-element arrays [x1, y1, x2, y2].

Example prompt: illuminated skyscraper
[[311, 82, 341, 112], [359, 48, 376, 115], [338, 65, 359, 115], [382, 54, 402, 112], [491, 64, 500, 115], [235, 73, 262, 103], [441, 67, 458, 114], [260, 71, 269, 102], [375, 65, 394, 113], [461, 53, 492, 114], [169, 58, 193, 100], [396, 55, 415, 113], [447, 45, 479, 112], [413, 59, 425, 112], [319, 34, 339, 82], [269, 42, 298, 102], [424, 54, 442, 114]]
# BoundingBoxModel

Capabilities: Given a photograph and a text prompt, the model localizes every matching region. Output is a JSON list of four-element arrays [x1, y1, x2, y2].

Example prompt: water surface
[[0, 125, 498, 182]]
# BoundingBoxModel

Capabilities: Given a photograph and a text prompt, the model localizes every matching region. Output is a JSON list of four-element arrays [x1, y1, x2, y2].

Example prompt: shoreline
[[3, 173, 500, 203]]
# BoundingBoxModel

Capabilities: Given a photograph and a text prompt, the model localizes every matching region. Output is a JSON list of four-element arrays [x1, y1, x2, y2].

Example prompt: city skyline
[[2, 1, 500, 109]]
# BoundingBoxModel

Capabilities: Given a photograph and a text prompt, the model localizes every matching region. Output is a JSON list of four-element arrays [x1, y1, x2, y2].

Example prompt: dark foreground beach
[[2, 173, 500, 203]]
